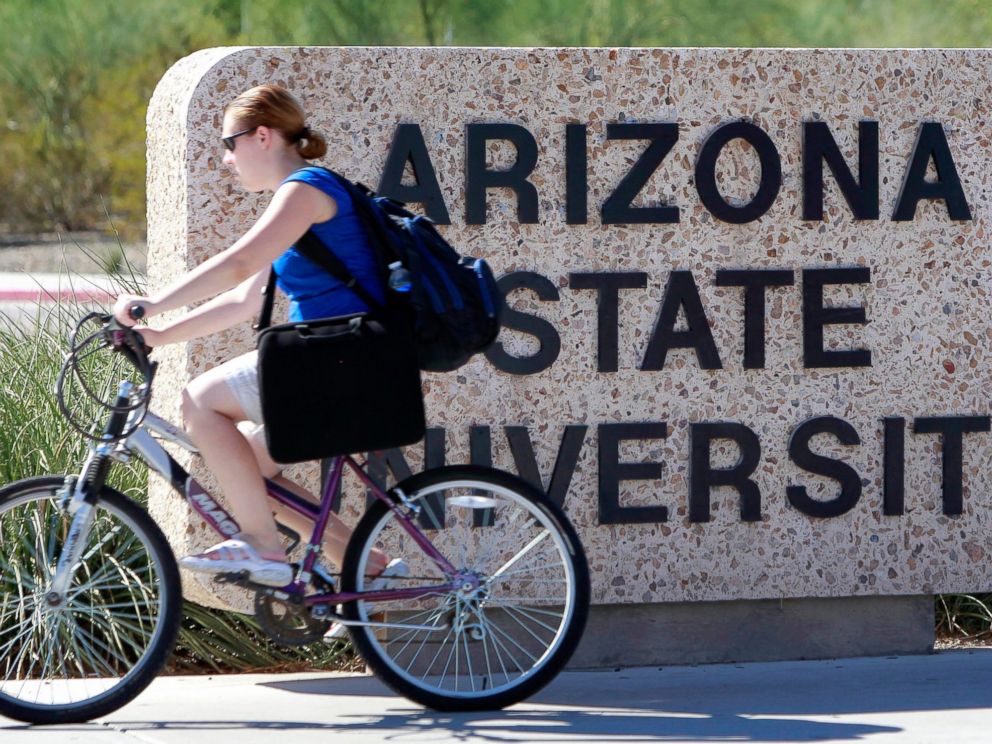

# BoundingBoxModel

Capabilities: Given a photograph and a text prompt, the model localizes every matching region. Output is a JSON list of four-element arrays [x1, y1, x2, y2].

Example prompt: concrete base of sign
[[569, 595, 933, 668]]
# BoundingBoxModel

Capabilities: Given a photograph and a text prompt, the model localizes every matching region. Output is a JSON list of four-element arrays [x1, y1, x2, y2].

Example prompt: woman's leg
[[182, 362, 285, 562], [240, 423, 388, 575]]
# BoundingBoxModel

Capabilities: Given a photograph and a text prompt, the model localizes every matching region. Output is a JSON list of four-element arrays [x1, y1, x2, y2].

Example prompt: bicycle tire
[[0, 476, 182, 724], [341, 465, 589, 711]]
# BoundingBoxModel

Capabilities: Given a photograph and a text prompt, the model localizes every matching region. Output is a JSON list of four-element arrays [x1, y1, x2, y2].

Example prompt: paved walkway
[[2, 649, 989, 743]]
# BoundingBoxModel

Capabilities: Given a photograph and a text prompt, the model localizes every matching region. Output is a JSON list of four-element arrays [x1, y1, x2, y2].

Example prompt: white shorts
[[222, 350, 264, 426]]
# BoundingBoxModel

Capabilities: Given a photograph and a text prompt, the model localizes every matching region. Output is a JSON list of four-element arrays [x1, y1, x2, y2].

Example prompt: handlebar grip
[[129, 304, 146, 321]]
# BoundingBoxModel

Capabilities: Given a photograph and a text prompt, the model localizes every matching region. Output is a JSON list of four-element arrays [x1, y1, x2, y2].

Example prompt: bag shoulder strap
[[255, 267, 279, 332], [315, 167, 405, 264]]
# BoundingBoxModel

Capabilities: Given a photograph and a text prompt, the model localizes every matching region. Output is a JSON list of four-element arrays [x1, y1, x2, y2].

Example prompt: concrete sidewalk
[[2, 648, 989, 743]]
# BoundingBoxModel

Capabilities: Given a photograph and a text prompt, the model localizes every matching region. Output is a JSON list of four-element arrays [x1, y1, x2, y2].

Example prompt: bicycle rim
[[0, 479, 179, 722], [344, 470, 585, 707]]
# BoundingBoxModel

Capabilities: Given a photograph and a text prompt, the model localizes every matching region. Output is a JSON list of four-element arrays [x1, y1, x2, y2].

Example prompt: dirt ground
[[0, 234, 147, 274]]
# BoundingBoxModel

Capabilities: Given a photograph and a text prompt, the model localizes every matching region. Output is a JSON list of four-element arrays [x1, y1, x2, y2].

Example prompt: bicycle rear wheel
[[0, 476, 181, 724], [341, 465, 589, 711]]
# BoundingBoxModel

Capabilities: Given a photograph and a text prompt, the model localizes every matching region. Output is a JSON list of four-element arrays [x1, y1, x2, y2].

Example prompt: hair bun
[[297, 127, 327, 160]]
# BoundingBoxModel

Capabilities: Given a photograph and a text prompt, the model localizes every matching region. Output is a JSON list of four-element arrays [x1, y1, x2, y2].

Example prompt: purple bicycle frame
[[183, 453, 465, 609]]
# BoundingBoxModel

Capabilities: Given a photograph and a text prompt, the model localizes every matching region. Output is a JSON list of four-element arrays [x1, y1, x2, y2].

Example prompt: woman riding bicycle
[[1, 82, 590, 727], [112, 84, 405, 607]]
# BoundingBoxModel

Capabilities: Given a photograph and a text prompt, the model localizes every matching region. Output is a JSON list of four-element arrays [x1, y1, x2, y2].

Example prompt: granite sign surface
[[147, 47, 992, 607]]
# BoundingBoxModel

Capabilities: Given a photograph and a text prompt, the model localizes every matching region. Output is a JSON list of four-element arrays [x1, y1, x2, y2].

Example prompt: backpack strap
[[295, 230, 384, 311], [256, 169, 393, 332], [255, 228, 386, 333]]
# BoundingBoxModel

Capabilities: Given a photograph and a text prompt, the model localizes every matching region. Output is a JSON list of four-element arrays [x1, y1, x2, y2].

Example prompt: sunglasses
[[221, 126, 258, 152]]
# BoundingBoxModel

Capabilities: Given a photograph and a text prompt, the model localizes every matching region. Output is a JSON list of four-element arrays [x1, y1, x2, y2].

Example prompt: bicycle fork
[[47, 381, 135, 604]]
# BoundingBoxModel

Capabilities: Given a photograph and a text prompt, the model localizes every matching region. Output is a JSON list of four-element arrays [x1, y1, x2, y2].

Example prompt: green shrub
[[0, 252, 356, 673]]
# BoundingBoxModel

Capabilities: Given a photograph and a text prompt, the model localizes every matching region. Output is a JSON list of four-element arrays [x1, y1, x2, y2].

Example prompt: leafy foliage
[[2, 0, 992, 236]]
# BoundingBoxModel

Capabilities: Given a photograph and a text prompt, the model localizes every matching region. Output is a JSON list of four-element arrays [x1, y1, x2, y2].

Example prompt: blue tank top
[[273, 167, 385, 322]]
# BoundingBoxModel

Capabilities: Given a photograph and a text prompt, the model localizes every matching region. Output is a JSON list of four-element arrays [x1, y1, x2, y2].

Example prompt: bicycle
[[0, 312, 590, 724]]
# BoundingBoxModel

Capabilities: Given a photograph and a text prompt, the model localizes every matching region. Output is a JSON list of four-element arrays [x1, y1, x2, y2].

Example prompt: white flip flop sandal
[[180, 538, 293, 587]]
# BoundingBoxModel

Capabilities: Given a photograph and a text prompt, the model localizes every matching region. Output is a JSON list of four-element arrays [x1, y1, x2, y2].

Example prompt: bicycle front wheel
[[0, 476, 182, 724], [341, 465, 590, 711]]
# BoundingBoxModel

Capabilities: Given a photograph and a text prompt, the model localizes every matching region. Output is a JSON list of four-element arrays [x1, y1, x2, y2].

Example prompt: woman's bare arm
[[113, 180, 333, 325], [141, 270, 268, 347]]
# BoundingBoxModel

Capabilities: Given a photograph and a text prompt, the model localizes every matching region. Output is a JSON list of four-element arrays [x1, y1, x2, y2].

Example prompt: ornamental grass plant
[[936, 594, 992, 648], [0, 239, 356, 673]]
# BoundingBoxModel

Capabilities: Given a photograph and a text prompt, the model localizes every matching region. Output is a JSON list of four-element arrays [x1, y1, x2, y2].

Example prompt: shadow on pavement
[[262, 650, 990, 718], [4, 712, 897, 742], [8, 652, 991, 740]]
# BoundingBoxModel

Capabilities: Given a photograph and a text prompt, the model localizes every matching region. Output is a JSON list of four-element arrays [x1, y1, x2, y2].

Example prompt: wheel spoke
[[483, 616, 528, 675], [489, 530, 551, 583], [0, 618, 39, 671], [69, 621, 120, 678], [385, 601, 453, 673], [483, 600, 565, 620], [501, 602, 560, 640], [421, 623, 456, 680], [68, 549, 154, 597], [461, 620, 475, 692]]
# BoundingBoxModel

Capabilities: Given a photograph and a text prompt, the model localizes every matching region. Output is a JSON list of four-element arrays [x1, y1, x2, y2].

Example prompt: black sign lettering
[[715, 269, 795, 369], [912, 416, 991, 515], [465, 123, 539, 224], [485, 271, 561, 375], [695, 121, 782, 224], [787, 416, 862, 518], [598, 423, 669, 524], [802, 267, 872, 368], [893, 122, 972, 221], [802, 120, 879, 220], [642, 271, 722, 370], [570, 272, 648, 372], [688, 422, 762, 522], [506, 425, 588, 508], [378, 123, 451, 224], [566, 123, 588, 224], [470, 425, 494, 527], [601, 123, 679, 224], [883, 417, 905, 516]]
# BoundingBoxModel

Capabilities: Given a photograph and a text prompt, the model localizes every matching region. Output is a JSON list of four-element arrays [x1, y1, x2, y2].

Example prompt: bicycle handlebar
[[56, 312, 157, 441]]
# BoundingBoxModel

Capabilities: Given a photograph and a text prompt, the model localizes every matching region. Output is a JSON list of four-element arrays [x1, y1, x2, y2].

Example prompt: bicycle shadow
[[252, 650, 990, 740], [0, 673, 895, 741], [256, 674, 897, 743], [5, 711, 894, 742]]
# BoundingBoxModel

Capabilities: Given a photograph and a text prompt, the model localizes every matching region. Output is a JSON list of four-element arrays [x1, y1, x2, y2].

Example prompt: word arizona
[[377, 120, 972, 225]]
